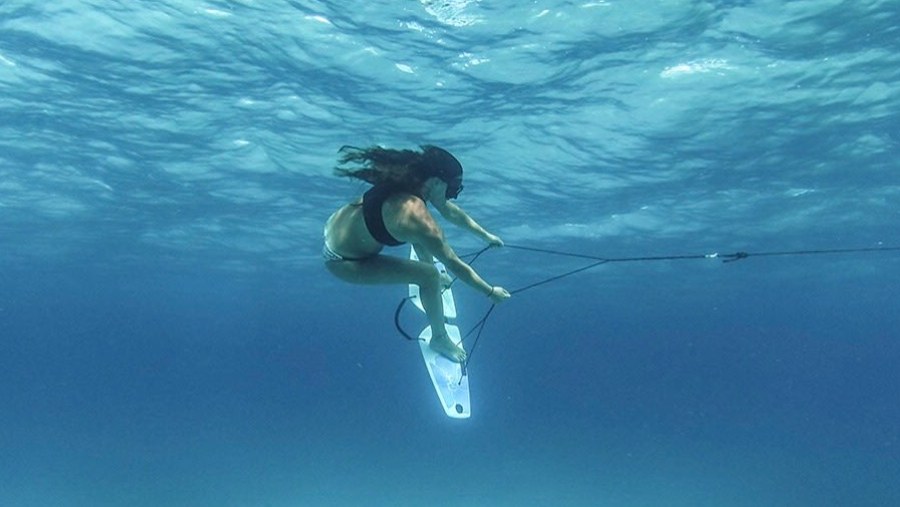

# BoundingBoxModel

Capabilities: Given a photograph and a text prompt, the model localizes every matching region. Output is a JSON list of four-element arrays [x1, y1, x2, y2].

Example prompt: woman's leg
[[325, 256, 465, 362]]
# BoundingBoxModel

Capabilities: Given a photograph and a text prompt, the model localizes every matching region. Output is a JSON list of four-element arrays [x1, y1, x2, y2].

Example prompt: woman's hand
[[487, 286, 511, 304], [484, 233, 504, 247]]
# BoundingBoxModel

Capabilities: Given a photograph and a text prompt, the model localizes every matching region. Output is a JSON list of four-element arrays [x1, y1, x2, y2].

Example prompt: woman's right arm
[[401, 200, 510, 303]]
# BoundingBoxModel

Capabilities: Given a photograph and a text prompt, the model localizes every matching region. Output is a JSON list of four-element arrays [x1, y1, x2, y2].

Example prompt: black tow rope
[[394, 245, 493, 340], [393, 246, 494, 375], [393, 297, 420, 342], [395, 243, 900, 371]]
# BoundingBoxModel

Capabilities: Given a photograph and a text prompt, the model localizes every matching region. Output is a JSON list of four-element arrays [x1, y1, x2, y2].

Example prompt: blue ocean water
[[1, 1, 898, 505]]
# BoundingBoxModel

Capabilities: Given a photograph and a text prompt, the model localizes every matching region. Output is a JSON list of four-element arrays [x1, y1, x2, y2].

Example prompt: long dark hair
[[334, 145, 463, 194], [334, 145, 430, 192]]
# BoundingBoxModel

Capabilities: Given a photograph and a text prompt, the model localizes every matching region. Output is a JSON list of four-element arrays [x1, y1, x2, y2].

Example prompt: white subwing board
[[409, 247, 470, 418]]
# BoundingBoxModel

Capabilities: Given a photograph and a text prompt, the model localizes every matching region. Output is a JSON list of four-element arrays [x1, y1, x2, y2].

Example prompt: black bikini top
[[362, 185, 405, 246]]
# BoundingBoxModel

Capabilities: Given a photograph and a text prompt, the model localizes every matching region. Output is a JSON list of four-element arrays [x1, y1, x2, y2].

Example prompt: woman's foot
[[429, 331, 466, 363]]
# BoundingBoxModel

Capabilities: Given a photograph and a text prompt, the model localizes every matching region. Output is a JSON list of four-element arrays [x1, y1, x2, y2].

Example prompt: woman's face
[[445, 176, 463, 199]]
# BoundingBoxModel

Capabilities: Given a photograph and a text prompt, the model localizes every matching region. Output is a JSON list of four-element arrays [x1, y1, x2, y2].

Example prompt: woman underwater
[[323, 145, 511, 363]]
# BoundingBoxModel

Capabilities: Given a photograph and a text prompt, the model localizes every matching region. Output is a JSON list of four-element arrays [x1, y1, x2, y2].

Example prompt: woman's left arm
[[434, 201, 504, 246]]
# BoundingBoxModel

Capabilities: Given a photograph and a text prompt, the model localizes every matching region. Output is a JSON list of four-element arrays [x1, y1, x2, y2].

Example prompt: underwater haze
[[2, 1, 899, 506]]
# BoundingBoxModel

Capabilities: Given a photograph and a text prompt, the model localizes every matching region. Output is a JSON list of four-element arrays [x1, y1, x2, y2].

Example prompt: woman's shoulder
[[385, 190, 426, 209], [377, 187, 424, 217]]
